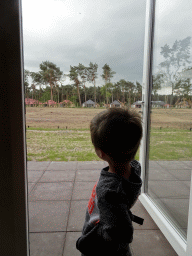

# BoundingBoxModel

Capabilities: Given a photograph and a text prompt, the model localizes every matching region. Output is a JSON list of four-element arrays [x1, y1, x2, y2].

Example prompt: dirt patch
[[26, 107, 192, 129], [151, 108, 192, 129], [26, 107, 104, 129]]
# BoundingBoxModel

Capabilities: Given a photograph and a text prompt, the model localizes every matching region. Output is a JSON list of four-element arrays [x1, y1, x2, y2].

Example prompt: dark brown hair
[[90, 107, 143, 163]]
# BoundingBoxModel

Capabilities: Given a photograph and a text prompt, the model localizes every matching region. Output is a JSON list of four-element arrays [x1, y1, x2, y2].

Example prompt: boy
[[76, 107, 144, 256]]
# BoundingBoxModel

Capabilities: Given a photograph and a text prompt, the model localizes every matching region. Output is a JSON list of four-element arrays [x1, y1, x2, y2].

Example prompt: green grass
[[149, 128, 192, 161], [26, 129, 100, 161], [26, 127, 192, 161]]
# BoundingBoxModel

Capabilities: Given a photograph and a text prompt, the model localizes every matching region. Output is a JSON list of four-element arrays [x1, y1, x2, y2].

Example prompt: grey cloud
[[23, 0, 146, 84]]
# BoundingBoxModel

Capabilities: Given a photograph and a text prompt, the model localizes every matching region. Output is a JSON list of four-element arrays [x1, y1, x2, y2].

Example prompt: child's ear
[[96, 148, 108, 161], [95, 148, 104, 159], [99, 149, 105, 159]]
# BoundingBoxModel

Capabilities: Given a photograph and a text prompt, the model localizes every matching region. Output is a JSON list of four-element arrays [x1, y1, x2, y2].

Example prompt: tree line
[[24, 62, 142, 106], [24, 36, 192, 107]]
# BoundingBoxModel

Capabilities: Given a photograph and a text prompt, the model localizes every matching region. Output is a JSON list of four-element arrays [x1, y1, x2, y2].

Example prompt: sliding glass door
[[140, 0, 192, 255], [148, 0, 192, 240]]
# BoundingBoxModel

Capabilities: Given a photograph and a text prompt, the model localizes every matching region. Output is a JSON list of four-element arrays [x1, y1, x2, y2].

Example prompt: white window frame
[[139, 0, 192, 255]]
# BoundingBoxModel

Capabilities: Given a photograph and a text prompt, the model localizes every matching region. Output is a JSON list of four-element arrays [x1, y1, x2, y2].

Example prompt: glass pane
[[148, 0, 192, 239]]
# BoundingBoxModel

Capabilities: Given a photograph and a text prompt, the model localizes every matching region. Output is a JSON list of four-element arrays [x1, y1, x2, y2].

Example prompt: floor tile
[[183, 180, 191, 188], [182, 161, 192, 168], [63, 232, 81, 256], [26, 161, 190, 256], [131, 200, 158, 230], [29, 182, 73, 201], [28, 183, 36, 194], [148, 180, 190, 198], [160, 198, 189, 229], [27, 161, 51, 171], [166, 169, 191, 181], [148, 167, 177, 181], [143, 196, 189, 230], [47, 161, 77, 171], [29, 201, 70, 232], [29, 232, 66, 256], [76, 170, 101, 182], [77, 161, 106, 170], [157, 161, 189, 170], [149, 161, 162, 169], [67, 200, 88, 231], [72, 182, 96, 200], [131, 230, 178, 256], [39, 170, 76, 182], [28, 171, 44, 183]]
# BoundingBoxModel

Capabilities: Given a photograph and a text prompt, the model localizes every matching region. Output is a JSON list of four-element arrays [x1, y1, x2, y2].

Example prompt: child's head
[[90, 107, 143, 164]]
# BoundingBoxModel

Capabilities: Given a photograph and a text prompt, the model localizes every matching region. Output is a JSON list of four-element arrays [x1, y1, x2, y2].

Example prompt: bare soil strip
[[26, 107, 192, 130]]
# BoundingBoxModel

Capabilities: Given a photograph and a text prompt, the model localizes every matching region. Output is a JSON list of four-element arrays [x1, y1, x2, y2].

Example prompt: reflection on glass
[[148, 0, 192, 239]]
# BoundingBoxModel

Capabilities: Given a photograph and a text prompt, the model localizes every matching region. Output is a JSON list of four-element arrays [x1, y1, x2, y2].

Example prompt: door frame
[[139, 0, 192, 255], [0, 0, 29, 255]]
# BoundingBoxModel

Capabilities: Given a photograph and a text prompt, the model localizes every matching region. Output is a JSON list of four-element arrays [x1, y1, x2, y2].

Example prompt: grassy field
[[149, 128, 192, 161], [26, 107, 192, 161], [26, 107, 104, 129], [27, 129, 99, 161], [26, 107, 192, 129]]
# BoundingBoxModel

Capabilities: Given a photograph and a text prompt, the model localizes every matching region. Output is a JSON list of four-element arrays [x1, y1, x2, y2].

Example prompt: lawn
[[26, 129, 98, 161], [26, 127, 192, 161], [149, 128, 192, 161], [26, 107, 192, 161]]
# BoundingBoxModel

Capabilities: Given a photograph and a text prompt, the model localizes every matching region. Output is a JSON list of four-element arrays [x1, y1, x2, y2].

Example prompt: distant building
[[175, 100, 189, 108], [110, 100, 121, 108], [25, 98, 41, 106], [132, 101, 166, 108], [82, 99, 97, 107], [43, 100, 57, 107], [132, 101, 142, 108], [151, 101, 165, 108], [164, 104, 170, 109], [59, 100, 74, 107]]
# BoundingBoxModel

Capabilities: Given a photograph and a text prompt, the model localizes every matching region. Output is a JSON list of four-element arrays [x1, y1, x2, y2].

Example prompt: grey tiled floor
[[27, 161, 192, 256]]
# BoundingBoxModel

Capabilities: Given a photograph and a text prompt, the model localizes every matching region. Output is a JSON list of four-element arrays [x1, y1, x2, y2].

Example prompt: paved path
[[27, 161, 192, 255]]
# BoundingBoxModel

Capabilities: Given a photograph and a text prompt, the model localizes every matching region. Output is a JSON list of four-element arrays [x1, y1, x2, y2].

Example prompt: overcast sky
[[22, 0, 192, 94], [22, 0, 147, 87]]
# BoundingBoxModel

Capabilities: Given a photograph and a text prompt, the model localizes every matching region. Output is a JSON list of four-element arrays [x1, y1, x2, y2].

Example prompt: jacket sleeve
[[76, 189, 133, 256]]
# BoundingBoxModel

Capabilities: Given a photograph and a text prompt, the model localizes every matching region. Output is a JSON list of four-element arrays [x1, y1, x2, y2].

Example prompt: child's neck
[[108, 162, 131, 180]]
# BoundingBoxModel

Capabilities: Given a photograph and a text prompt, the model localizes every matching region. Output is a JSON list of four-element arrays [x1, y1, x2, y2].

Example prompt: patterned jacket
[[76, 160, 143, 256]]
